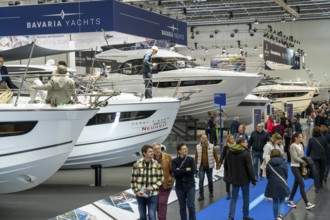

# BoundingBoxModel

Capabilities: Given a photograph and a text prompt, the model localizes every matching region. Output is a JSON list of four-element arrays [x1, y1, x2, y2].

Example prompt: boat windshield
[[118, 57, 199, 75]]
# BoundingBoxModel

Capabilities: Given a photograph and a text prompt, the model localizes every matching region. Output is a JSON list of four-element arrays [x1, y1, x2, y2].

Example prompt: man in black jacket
[[0, 55, 18, 90], [248, 123, 270, 180], [224, 137, 256, 220], [172, 143, 196, 220]]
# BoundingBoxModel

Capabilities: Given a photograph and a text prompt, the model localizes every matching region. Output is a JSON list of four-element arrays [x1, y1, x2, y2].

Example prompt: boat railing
[[0, 73, 120, 108]]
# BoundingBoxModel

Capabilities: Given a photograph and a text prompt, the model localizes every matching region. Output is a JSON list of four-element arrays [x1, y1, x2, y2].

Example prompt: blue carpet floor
[[197, 164, 314, 220]]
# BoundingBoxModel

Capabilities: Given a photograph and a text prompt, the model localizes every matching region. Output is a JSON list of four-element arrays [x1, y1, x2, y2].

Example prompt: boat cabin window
[[154, 80, 222, 88], [0, 121, 37, 137], [86, 110, 156, 126], [86, 113, 116, 125], [118, 57, 198, 75], [120, 110, 155, 122], [120, 59, 143, 75]]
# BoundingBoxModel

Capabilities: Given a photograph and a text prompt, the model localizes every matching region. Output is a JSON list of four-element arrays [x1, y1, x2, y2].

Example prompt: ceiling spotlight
[[254, 46, 257, 50], [214, 30, 218, 34], [234, 29, 238, 33], [210, 34, 214, 38], [222, 47, 226, 52], [230, 33, 235, 37], [253, 28, 257, 32], [254, 19, 259, 24], [195, 30, 200, 35], [250, 32, 254, 37], [281, 17, 286, 23], [8, 1, 14, 5]]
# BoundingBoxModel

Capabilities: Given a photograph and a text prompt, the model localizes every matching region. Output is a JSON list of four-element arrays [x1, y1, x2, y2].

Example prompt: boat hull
[[0, 103, 97, 193], [98, 69, 261, 122], [63, 95, 180, 169], [252, 85, 315, 114]]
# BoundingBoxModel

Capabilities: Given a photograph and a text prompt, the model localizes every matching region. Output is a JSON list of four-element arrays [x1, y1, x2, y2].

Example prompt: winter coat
[[248, 130, 269, 152], [264, 157, 290, 198], [224, 144, 256, 185], [306, 136, 329, 160], [171, 156, 196, 190]]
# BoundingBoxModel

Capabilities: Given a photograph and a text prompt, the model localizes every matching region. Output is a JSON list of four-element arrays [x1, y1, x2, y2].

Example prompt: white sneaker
[[288, 200, 297, 208], [306, 202, 315, 210]]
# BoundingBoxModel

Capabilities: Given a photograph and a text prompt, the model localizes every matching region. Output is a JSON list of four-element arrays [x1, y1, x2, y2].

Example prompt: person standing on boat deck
[[172, 143, 197, 220], [195, 134, 220, 201], [142, 46, 158, 99], [0, 54, 18, 90], [152, 142, 174, 220], [131, 145, 163, 220], [30, 65, 76, 105]]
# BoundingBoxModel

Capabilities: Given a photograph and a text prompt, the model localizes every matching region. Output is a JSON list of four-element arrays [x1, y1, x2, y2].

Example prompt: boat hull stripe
[[75, 127, 169, 147], [0, 141, 73, 157]]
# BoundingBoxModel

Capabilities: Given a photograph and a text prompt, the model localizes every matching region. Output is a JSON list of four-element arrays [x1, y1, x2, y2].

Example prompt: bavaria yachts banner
[[263, 40, 300, 70], [0, 0, 186, 45]]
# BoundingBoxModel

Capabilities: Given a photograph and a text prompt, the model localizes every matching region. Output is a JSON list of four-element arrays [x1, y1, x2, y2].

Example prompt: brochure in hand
[[139, 186, 151, 198]]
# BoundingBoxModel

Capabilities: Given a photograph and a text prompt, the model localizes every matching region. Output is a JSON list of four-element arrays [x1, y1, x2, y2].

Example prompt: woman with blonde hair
[[263, 133, 284, 160], [220, 134, 235, 199]]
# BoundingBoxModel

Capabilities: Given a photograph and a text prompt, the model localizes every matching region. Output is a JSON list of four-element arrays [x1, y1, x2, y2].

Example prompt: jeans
[[136, 195, 158, 220], [144, 74, 152, 99], [198, 166, 213, 196], [175, 187, 196, 220], [157, 188, 172, 220], [229, 183, 250, 218], [272, 197, 285, 218], [252, 151, 263, 179]]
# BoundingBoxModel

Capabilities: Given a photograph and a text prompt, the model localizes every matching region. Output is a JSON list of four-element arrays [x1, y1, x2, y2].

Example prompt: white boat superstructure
[[0, 98, 97, 193], [63, 93, 180, 169], [252, 81, 315, 113], [95, 47, 262, 121], [227, 94, 269, 125]]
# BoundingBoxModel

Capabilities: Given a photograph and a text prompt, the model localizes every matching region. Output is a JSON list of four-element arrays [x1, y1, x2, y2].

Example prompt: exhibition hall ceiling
[[125, 0, 330, 26]]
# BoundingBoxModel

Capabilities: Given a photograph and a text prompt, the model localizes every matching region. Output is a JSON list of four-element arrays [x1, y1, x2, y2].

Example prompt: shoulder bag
[[267, 163, 290, 190]]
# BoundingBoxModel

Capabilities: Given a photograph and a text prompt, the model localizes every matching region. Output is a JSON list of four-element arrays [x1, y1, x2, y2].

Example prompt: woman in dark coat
[[220, 134, 235, 199], [306, 126, 329, 192], [265, 149, 290, 220]]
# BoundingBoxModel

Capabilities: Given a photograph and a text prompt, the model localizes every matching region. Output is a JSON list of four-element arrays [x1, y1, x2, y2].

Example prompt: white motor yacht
[[0, 96, 97, 193], [252, 79, 316, 114], [227, 94, 269, 125], [5, 66, 181, 169], [62, 93, 180, 169], [95, 46, 262, 122]]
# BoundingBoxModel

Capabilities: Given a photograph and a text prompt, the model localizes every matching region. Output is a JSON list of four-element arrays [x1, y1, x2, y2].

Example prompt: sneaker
[[198, 196, 204, 201], [306, 202, 315, 210], [288, 200, 297, 208], [243, 217, 254, 220]]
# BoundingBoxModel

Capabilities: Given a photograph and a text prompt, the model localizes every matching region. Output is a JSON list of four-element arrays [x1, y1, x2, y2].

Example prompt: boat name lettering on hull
[[142, 123, 167, 131]]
